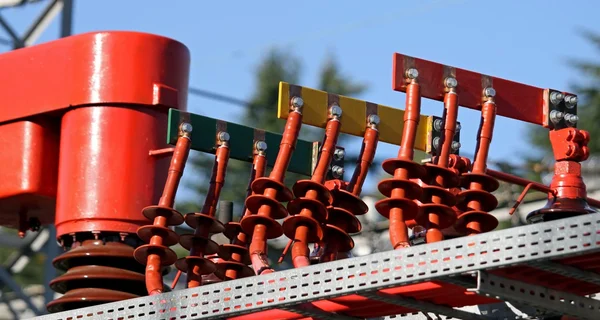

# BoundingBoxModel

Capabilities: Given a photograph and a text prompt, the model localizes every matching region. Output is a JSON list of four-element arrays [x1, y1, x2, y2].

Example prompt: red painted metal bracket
[[392, 53, 573, 127]]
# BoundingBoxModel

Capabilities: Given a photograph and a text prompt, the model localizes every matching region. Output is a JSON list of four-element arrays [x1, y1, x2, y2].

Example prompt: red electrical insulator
[[320, 114, 380, 262], [133, 122, 193, 296], [283, 103, 343, 268], [415, 77, 461, 243], [241, 96, 304, 275], [376, 68, 426, 249], [175, 132, 230, 288], [217, 141, 268, 280], [455, 87, 499, 236]]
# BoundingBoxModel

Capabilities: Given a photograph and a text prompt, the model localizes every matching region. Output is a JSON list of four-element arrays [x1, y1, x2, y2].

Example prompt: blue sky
[[2, 0, 599, 201]]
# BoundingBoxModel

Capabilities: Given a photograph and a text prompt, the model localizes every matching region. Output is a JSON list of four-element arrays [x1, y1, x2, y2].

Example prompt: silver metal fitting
[[444, 77, 458, 88], [180, 122, 193, 134], [255, 140, 267, 153], [368, 114, 380, 127], [483, 87, 496, 98], [333, 148, 345, 161], [331, 165, 344, 179], [405, 68, 419, 79], [550, 110, 564, 124], [550, 91, 564, 105], [565, 95, 577, 108], [456, 123, 462, 131], [330, 104, 343, 118], [218, 131, 230, 143], [433, 119, 443, 131], [451, 141, 461, 151], [433, 137, 441, 149], [291, 96, 304, 110], [564, 113, 579, 125]]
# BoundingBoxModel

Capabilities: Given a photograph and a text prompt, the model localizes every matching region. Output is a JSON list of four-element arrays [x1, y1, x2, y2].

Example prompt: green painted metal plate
[[167, 109, 315, 176]]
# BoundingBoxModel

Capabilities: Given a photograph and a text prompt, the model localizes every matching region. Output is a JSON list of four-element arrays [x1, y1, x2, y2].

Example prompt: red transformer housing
[[0, 31, 190, 311]]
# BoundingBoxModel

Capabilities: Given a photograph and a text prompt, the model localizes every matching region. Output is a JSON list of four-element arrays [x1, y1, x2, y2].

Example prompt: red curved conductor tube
[[319, 115, 380, 262], [455, 88, 500, 236], [283, 104, 342, 268], [241, 96, 304, 275], [415, 77, 461, 243], [174, 132, 230, 288], [376, 68, 426, 249], [217, 141, 268, 281], [133, 123, 192, 295]]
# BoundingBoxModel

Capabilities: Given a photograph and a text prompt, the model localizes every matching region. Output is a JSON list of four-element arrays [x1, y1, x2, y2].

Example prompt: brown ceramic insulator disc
[[178, 234, 219, 255], [378, 178, 423, 200], [133, 243, 177, 266], [327, 206, 362, 234], [223, 222, 243, 240], [214, 261, 255, 280], [202, 273, 223, 285], [219, 244, 251, 265], [456, 189, 499, 212], [455, 210, 499, 234], [142, 205, 184, 226], [526, 197, 595, 224], [136, 225, 179, 247], [251, 177, 294, 202], [282, 215, 323, 243], [184, 213, 225, 234], [424, 163, 460, 188], [239, 215, 283, 239], [287, 197, 328, 221], [174, 256, 217, 275], [53, 240, 137, 271], [415, 203, 457, 230], [292, 180, 333, 205], [381, 158, 426, 179], [245, 194, 288, 219], [49, 265, 145, 295], [330, 189, 369, 215], [460, 173, 500, 192], [421, 185, 457, 207], [46, 288, 139, 313], [375, 197, 419, 220], [322, 224, 355, 253]]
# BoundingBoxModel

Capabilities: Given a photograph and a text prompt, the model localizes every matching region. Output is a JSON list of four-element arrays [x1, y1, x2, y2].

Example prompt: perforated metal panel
[[31, 213, 600, 320]]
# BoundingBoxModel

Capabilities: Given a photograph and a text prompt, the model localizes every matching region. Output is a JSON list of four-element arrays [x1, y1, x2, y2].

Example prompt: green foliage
[[179, 49, 368, 220]]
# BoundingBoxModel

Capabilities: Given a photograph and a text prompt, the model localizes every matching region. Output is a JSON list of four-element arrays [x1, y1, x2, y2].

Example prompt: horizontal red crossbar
[[392, 53, 572, 126]]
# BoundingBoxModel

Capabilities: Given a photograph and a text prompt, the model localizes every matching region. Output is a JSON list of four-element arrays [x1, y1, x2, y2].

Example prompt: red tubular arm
[[347, 124, 379, 196]]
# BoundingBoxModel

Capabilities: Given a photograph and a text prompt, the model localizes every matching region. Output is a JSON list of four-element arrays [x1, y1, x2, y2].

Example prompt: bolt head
[[456, 123, 462, 131], [550, 91, 564, 105], [483, 87, 496, 98], [433, 137, 441, 148], [333, 148, 345, 161], [330, 104, 343, 117], [218, 131, 230, 142], [565, 113, 579, 124], [291, 96, 304, 109], [451, 141, 461, 151], [255, 140, 267, 152], [550, 110, 564, 123], [332, 165, 344, 178], [368, 114, 380, 126], [180, 122, 193, 133], [405, 68, 419, 79], [433, 119, 443, 131], [444, 77, 458, 88], [565, 95, 577, 108]]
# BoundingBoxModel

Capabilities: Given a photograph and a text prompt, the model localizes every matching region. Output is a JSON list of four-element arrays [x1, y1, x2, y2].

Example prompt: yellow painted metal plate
[[278, 82, 431, 151]]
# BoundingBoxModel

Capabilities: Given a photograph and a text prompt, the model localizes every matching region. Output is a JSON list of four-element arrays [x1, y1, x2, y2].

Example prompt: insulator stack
[[455, 88, 499, 236], [320, 115, 380, 262], [376, 68, 426, 249], [219, 143, 267, 280], [241, 96, 304, 275], [47, 235, 147, 313], [283, 104, 343, 268], [414, 77, 461, 243], [133, 123, 193, 295], [176, 132, 230, 288]]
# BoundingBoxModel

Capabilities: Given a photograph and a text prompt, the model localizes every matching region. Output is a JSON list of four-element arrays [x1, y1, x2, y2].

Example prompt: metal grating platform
[[29, 213, 600, 320]]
